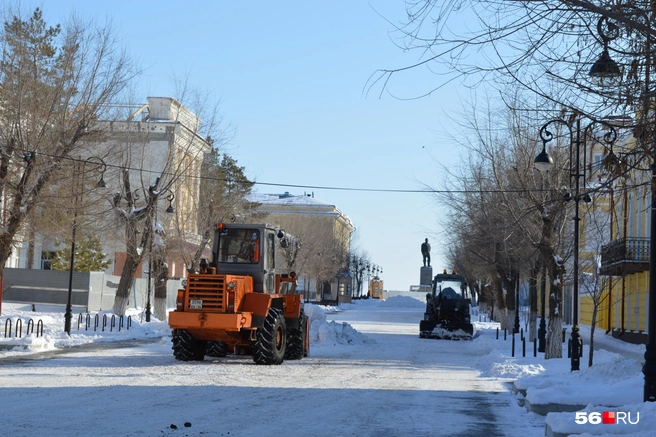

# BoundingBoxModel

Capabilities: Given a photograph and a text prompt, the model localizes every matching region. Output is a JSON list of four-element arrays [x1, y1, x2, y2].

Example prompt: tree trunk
[[153, 255, 168, 321], [545, 278, 563, 359], [529, 311, 537, 342], [545, 314, 563, 358], [589, 304, 598, 367], [113, 216, 150, 316], [529, 262, 539, 342], [113, 254, 140, 316], [492, 275, 506, 327]]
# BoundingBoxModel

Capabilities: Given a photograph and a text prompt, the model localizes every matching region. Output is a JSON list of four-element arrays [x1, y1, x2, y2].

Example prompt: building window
[[41, 251, 56, 270]]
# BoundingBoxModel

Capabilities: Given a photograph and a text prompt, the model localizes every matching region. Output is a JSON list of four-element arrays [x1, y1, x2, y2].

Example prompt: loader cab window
[[266, 232, 275, 270], [217, 228, 260, 264]]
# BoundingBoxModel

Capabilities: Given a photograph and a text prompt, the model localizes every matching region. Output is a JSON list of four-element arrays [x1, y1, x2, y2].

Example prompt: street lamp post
[[64, 157, 106, 335], [514, 276, 521, 335], [538, 264, 547, 353], [533, 118, 616, 370], [145, 189, 175, 323], [586, 12, 656, 402]]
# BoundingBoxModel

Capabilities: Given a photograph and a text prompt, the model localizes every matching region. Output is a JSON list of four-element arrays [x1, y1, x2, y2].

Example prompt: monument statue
[[421, 238, 431, 267]]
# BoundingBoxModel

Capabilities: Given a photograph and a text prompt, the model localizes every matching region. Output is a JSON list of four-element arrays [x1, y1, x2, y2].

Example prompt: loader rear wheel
[[253, 308, 286, 365], [206, 340, 229, 357], [172, 329, 206, 361], [285, 312, 307, 360]]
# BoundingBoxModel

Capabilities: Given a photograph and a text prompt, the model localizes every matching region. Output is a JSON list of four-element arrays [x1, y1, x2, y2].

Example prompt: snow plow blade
[[419, 320, 473, 340]]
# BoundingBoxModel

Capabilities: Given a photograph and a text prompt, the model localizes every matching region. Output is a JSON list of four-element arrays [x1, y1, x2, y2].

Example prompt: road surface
[[0, 303, 544, 437]]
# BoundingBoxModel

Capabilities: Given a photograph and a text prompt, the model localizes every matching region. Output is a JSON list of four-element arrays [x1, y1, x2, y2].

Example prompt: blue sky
[[38, 1, 468, 291]]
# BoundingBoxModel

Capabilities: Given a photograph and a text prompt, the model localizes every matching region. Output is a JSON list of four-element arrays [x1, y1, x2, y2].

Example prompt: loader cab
[[213, 224, 280, 293]]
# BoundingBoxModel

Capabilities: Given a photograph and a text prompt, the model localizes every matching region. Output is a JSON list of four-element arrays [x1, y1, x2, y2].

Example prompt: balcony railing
[[599, 237, 650, 276]]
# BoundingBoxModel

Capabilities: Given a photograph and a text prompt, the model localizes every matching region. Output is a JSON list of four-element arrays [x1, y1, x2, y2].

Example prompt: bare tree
[[0, 6, 135, 308], [436, 93, 576, 358]]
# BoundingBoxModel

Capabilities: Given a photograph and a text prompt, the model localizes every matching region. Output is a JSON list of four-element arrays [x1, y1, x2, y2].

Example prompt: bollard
[[533, 338, 537, 357], [522, 338, 526, 357], [562, 327, 567, 343], [496, 327, 499, 339], [504, 329, 507, 341], [36, 319, 43, 337], [4, 318, 11, 338], [15, 319, 22, 338], [511, 333, 515, 357], [580, 342, 584, 358]]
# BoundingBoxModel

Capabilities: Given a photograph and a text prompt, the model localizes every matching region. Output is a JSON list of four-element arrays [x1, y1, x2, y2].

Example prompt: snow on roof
[[247, 192, 354, 228]]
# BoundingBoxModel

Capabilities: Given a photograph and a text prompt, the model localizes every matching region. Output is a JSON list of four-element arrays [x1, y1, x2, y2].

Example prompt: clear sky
[[35, 0, 467, 291]]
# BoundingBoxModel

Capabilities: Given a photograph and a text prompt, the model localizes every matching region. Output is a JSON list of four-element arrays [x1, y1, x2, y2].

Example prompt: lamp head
[[534, 146, 554, 172]]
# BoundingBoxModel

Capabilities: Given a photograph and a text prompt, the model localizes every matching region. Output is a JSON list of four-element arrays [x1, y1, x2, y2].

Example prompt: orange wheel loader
[[168, 223, 309, 364]]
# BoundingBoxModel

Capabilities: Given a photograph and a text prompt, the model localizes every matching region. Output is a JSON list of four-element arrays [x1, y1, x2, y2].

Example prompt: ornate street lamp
[[538, 265, 547, 353], [585, 12, 656, 402], [64, 157, 107, 335], [534, 118, 616, 371], [514, 278, 521, 335], [589, 17, 621, 80]]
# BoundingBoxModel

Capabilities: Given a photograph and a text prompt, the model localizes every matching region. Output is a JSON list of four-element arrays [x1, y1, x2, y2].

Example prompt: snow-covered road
[[0, 301, 544, 437]]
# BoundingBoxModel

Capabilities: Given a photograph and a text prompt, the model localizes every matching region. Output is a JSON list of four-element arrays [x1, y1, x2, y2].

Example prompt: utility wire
[[39, 152, 638, 195]]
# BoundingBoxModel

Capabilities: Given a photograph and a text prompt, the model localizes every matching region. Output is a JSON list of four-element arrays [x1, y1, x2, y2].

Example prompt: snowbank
[[379, 295, 424, 308], [1, 303, 375, 355], [305, 303, 375, 346]]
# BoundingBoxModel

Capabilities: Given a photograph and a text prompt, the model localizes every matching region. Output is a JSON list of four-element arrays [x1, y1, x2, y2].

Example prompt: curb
[[525, 399, 586, 416]]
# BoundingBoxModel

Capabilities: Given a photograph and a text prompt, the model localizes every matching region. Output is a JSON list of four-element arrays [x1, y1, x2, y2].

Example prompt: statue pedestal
[[420, 266, 433, 289]]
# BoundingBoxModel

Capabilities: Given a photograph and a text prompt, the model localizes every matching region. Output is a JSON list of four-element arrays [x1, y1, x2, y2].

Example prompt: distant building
[[11, 97, 210, 280], [248, 191, 355, 302]]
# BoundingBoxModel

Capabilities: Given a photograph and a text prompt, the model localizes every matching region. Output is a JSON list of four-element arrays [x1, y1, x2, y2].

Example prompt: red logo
[[602, 411, 615, 425]]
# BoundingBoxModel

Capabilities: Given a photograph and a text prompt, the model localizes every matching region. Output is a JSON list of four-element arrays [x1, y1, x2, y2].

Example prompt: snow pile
[[0, 306, 170, 356], [304, 303, 375, 346], [546, 402, 656, 437], [522, 351, 644, 407], [379, 295, 424, 308], [477, 349, 546, 379]]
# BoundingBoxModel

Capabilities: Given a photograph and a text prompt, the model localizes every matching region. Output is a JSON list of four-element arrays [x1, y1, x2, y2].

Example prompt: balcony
[[599, 237, 650, 276]]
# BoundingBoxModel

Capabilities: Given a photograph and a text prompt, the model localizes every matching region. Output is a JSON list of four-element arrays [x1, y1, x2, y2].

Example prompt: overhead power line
[[42, 152, 627, 195]]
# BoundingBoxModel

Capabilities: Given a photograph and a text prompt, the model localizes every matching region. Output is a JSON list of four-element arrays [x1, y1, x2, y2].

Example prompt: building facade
[[10, 97, 210, 280], [580, 118, 650, 344], [247, 192, 355, 302]]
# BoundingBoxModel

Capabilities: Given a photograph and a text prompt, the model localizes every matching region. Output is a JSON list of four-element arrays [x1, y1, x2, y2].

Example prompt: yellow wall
[[581, 272, 648, 333]]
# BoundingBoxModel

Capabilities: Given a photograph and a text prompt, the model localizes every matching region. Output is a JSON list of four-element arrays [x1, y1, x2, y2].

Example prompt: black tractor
[[419, 271, 474, 340]]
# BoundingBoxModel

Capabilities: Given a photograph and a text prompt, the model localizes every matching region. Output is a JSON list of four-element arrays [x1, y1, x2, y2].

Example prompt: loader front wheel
[[253, 308, 286, 365], [172, 329, 206, 361]]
